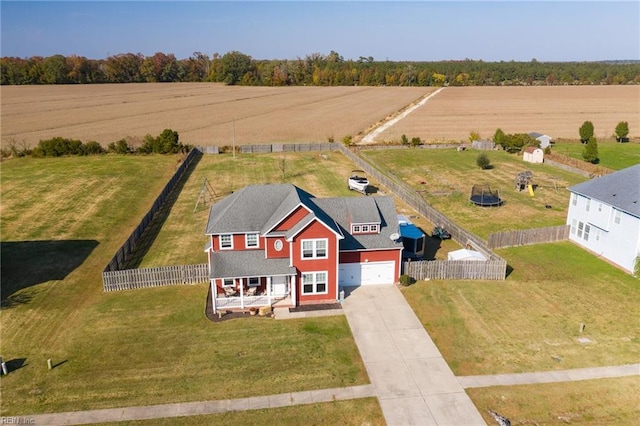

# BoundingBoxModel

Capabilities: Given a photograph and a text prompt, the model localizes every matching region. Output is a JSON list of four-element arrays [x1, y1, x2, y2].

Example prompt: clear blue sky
[[1, 1, 639, 61]]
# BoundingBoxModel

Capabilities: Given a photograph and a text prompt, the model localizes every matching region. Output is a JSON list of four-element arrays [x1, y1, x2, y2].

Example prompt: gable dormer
[[346, 197, 381, 235]]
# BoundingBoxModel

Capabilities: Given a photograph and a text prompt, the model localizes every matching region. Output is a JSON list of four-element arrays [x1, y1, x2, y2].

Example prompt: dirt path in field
[[360, 87, 445, 144]]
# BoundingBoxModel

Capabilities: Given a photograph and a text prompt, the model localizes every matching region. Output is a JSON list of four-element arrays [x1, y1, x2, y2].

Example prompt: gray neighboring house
[[566, 164, 640, 274], [529, 132, 553, 149]]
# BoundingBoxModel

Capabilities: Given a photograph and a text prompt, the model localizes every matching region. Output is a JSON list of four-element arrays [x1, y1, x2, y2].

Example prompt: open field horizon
[[0, 83, 430, 148], [2, 84, 638, 150], [374, 85, 640, 143]]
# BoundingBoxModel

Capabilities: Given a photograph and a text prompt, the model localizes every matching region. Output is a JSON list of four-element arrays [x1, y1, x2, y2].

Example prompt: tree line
[[2, 51, 639, 86]]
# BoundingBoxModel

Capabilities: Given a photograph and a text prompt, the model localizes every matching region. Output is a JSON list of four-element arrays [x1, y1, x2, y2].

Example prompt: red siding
[[265, 236, 289, 259], [291, 220, 339, 305], [273, 206, 309, 231], [212, 233, 261, 251]]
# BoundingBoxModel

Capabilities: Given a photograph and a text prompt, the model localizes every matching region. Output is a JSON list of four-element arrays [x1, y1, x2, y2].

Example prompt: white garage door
[[338, 261, 395, 286]]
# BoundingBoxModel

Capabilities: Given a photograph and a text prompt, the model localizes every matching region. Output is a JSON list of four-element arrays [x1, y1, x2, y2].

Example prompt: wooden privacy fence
[[240, 143, 339, 154], [103, 264, 209, 292], [103, 148, 201, 274], [404, 260, 507, 281], [488, 225, 570, 249]]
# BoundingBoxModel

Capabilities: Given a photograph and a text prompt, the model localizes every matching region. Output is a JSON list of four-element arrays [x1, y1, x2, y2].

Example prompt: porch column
[[211, 279, 217, 314], [291, 275, 296, 307], [239, 278, 245, 309], [267, 276, 272, 305]]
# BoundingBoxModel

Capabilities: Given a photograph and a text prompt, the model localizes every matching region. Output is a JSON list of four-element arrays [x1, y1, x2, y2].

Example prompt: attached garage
[[338, 261, 396, 286]]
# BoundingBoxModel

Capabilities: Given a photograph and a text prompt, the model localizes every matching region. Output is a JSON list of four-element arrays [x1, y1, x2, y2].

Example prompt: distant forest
[[2, 50, 639, 86]]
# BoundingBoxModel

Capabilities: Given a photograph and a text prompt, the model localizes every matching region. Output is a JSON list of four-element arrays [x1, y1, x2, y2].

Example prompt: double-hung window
[[245, 233, 259, 248], [301, 239, 328, 259], [248, 277, 260, 287], [614, 209, 622, 224], [220, 234, 233, 249], [302, 272, 327, 294], [223, 279, 234, 287]]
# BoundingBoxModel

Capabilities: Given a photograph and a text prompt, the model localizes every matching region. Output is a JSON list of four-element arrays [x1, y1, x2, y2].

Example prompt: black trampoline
[[470, 184, 503, 206]]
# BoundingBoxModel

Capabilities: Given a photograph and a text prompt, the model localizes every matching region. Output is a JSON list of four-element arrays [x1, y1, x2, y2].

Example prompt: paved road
[[341, 285, 485, 425]]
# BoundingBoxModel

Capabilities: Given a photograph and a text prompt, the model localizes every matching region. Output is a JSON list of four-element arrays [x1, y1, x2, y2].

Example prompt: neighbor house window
[[370, 224, 378, 233], [220, 234, 233, 249], [583, 224, 590, 241], [614, 209, 621, 224], [577, 222, 584, 238], [223, 279, 234, 287], [301, 239, 328, 259], [598, 203, 602, 212], [362, 225, 369, 232], [352, 225, 361, 233], [595, 228, 601, 242], [248, 277, 260, 287], [585, 199, 591, 212], [571, 218, 577, 235], [571, 194, 577, 206], [352, 224, 379, 234], [301, 271, 328, 294], [245, 233, 259, 248]]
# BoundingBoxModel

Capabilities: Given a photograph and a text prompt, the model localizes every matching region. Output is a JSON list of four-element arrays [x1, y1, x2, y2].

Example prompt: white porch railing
[[215, 295, 289, 310]]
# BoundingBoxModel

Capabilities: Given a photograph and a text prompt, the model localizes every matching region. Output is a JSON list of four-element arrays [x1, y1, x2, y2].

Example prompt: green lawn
[[551, 140, 640, 170], [0, 154, 369, 416], [363, 148, 586, 238], [136, 151, 367, 267], [402, 242, 640, 375], [468, 377, 640, 425]]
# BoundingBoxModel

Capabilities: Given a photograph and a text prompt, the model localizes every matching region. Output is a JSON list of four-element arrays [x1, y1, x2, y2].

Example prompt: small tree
[[476, 153, 491, 169], [469, 130, 481, 142], [579, 121, 594, 144], [493, 128, 505, 145], [615, 121, 629, 142], [400, 134, 409, 145], [582, 136, 599, 163], [342, 135, 353, 147], [410, 136, 422, 147]]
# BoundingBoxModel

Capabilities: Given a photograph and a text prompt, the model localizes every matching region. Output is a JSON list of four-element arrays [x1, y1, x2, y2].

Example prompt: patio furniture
[[246, 286, 257, 297], [224, 287, 237, 297]]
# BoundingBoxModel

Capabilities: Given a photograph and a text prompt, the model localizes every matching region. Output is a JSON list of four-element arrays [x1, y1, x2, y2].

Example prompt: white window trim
[[571, 193, 577, 206], [220, 234, 233, 250], [583, 224, 590, 241], [223, 278, 234, 287], [301, 238, 328, 259], [351, 223, 380, 234], [248, 277, 260, 287], [352, 225, 361, 233], [301, 271, 328, 295], [614, 209, 622, 224], [245, 233, 259, 249], [585, 198, 591, 212]]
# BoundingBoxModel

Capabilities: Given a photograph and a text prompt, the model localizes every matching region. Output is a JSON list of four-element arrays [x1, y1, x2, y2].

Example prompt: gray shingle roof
[[205, 183, 402, 251], [210, 251, 296, 278], [313, 196, 402, 251], [569, 164, 640, 218]]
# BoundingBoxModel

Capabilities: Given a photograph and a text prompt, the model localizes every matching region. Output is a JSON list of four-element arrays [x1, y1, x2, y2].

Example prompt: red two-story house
[[205, 184, 403, 313]]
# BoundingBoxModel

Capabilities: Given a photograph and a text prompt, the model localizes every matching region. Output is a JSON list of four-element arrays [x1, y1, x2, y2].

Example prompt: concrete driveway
[[341, 285, 485, 426]]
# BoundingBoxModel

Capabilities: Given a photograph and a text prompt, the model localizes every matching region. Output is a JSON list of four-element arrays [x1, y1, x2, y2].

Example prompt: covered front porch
[[209, 251, 298, 314]]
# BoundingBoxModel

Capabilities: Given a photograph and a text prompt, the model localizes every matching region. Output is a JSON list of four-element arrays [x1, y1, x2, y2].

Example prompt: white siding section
[[567, 193, 640, 274]]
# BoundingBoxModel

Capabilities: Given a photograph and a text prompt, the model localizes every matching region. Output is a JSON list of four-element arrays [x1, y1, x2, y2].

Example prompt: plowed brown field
[[374, 85, 639, 143], [3, 84, 637, 148], [0, 83, 430, 148]]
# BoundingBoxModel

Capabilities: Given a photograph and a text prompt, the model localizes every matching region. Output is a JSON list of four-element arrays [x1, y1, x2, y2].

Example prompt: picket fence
[[487, 225, 570, 249], [103, 264, 209, 292]]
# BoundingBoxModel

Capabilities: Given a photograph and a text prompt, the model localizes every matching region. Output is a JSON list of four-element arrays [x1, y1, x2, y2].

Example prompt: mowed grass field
[[374, 85, 640, 143], [551, 140, 640, 170], [0, 83, 431, 148], [0, 154, 370, 417], [363, 147, 588, 238]]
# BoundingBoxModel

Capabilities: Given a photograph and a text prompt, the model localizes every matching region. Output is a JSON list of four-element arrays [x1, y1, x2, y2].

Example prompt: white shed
[[447, 249, 487, 261], [529, 132, 553, 149], [523, 146, 544, 164]]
